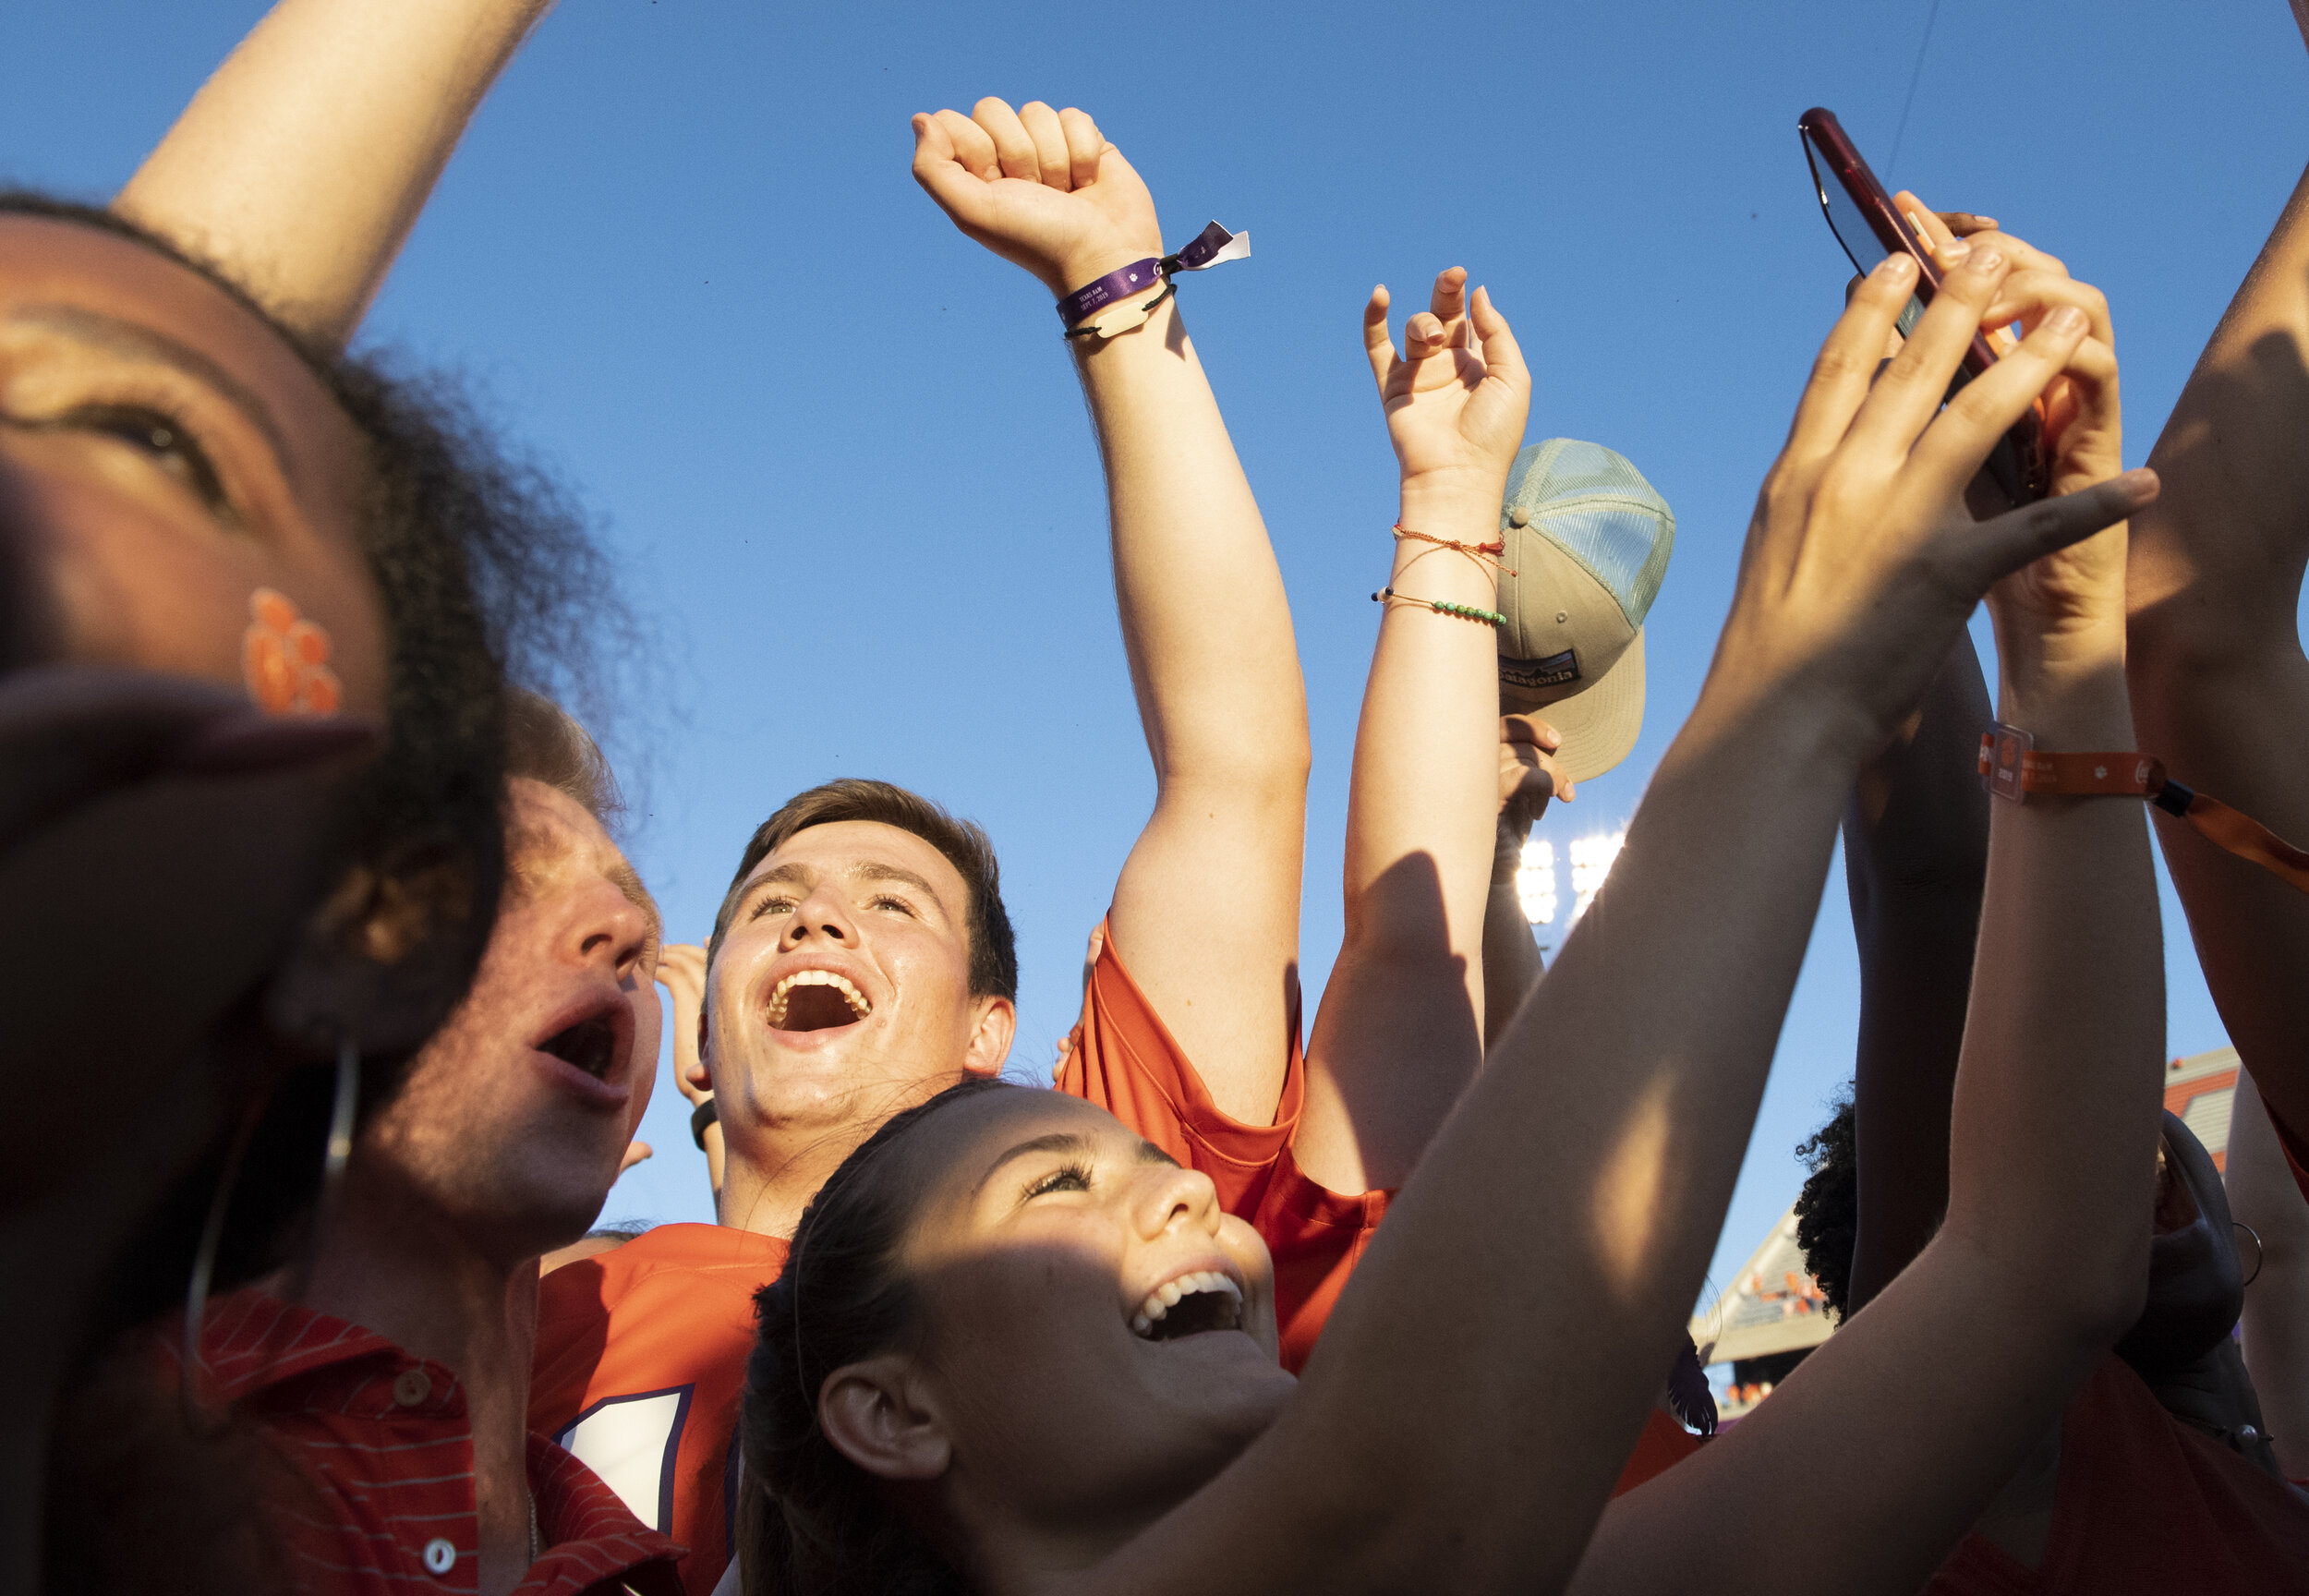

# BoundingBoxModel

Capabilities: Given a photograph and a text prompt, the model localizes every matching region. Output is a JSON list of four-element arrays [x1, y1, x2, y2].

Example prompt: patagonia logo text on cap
[[1500, 647, 1580, 691]]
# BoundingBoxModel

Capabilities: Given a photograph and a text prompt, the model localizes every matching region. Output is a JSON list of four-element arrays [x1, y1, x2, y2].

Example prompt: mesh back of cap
[[1506, 439, 1674, 624]]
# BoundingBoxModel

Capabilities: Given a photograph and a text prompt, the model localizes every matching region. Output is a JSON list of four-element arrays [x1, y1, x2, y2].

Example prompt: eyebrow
[[506, 824, 663, 943], [10, 303, 296, 478], [741, 859, 949, 915], [973, 1130, 1178, 1196]]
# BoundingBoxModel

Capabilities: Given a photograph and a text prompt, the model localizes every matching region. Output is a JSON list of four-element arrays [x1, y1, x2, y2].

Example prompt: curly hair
[[738, 1077, 1023, 1596], [1793, 1088, 1858, 1321], [1, 191, 630, 1307]]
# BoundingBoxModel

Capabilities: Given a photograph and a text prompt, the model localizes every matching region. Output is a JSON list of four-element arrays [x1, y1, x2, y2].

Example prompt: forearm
[[1295, 480, 1508, 1191], [1945, 650, 2161, 1313], [1844, 641, 1991, 1311], [2227, 1069, 2309, 1479], [1261, 693, 1855, 1590], [1482, 843, 1544, 1047], [115, 0, 553, 349], [1075, 296, 1308, 797]]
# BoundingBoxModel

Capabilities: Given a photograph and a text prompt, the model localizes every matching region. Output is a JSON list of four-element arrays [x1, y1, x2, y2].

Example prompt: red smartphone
[[1798, 107, 2050, 506]]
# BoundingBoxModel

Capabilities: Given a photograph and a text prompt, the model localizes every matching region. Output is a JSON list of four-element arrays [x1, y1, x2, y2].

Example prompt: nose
[[778, 881, 859, 953], [569, 880, 655, 982], [1132, 1159, 1223, 1242]]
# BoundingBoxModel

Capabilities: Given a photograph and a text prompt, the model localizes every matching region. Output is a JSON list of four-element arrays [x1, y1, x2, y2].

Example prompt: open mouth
[[765, 969, 872, 1034], [1130, 1271, 1245, 1341], [538, 1011, 620, 1081]]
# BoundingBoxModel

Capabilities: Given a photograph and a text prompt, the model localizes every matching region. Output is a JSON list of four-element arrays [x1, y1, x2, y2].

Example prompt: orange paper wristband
[[1979, 725, 2309, 894]]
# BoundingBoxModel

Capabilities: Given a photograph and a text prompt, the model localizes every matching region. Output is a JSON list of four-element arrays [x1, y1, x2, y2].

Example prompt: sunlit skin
[[357, 779, 663, 1262], [705, 820, 1014, 1227], [825, 1089, 1292, 1573], [0, 216, 386, 707]]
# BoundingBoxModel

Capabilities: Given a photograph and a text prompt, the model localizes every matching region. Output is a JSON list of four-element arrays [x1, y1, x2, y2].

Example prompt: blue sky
[[10, 0, 2304, 1310]]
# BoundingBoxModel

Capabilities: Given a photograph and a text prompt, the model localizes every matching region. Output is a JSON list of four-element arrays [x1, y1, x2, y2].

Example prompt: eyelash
[[747, 892, 915, 920], [1023, 1162, 1094, 1201], [68, 404, 233, 514]]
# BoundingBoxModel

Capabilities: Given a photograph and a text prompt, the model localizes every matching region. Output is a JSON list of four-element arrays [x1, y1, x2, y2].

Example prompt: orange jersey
[[1924, 1355, 2309, 1593], [1058, 917, 1701, 1488], [531, 1224, 788, 1596]]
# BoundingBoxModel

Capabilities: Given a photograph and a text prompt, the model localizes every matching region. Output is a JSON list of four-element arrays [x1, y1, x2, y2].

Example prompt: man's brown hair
[[505, 688, 621, 825], [708, 780, 1016, 1001]]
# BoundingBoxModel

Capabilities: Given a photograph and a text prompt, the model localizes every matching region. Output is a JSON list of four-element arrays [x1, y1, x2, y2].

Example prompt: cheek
[[0, 450, 388, 716]]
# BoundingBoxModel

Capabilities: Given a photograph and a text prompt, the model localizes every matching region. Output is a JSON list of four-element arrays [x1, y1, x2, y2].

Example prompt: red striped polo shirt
[[190, 1290, 684, 1596]]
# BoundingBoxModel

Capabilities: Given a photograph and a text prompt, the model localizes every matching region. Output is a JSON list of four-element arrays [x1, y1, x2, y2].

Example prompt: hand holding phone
[[1799, 107, 2051, 505]]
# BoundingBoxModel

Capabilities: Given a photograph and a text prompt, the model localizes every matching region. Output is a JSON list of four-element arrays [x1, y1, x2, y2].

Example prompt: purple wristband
[[1056, 258, 1163, 324]]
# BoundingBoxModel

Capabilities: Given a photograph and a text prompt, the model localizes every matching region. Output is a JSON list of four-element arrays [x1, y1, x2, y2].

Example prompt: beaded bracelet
[[1371, 586, 1507, 626], [1393, 523, 1516, 575]]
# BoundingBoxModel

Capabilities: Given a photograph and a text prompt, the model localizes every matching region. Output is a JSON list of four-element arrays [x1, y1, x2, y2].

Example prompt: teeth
[[764, 969, 872, 1026], [1130, 1270, 1244, 1338]]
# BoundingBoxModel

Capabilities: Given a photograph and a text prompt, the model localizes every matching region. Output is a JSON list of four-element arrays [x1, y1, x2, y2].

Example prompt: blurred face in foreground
[[828, 1090, 1293, 1554], [706, 820, 1011, 1141], [0, 214, 385, 707], [354, 779, 663, 1263]]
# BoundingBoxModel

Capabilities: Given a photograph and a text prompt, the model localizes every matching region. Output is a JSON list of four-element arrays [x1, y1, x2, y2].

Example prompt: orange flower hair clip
[[243, 587, 343, 717]]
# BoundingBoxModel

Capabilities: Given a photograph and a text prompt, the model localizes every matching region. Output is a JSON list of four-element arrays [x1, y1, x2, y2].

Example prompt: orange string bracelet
[[1979, 725, 2309, 894], [1393, 523, 1516, 576]]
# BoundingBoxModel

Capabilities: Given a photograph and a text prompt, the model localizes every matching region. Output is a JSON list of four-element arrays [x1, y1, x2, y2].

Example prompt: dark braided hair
[[739, 1077, 1022, 1596]]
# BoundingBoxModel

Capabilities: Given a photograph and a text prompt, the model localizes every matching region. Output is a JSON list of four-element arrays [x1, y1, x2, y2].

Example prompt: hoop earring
[[2236, 1220, 2266, 1288], [181, 1095, 268, 1434], [179, 1036, 359, 1432]]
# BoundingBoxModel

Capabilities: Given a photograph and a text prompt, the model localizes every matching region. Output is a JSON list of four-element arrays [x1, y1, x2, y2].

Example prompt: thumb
[[1960, 469, 2157, 594], [619, 1141, 654, 1176]]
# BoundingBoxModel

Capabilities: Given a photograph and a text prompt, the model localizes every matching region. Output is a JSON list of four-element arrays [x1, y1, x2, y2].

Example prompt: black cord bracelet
[[690, 1096, 718, 1150]]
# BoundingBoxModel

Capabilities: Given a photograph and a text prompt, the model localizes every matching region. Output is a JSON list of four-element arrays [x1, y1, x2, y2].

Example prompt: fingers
[[1504, 713, 1562, 752], [619, 1141, 654, 1176], [973, 97, 1043, 183], [1958, 469, 2161, 595], [1363, 284, 1397, 387], [1938, 211, 2000, 238], [1844, 245, 2016, 460], [1783, 254, 1920, 465], [1058, 105, 1105, 189], [1904, 302, 2095, 499], [1469, 284, 1528, 391], [1428, 266, 1470, 348], [1019, 101, 1071, 190], [932, 107, 999, 180], [1893, 191, 1964, 265], [1405, 309, 1451, 360], [1985, 268, 2112, 349]]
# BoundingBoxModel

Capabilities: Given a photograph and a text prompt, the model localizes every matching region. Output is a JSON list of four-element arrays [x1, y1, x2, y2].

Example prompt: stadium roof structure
[[1691, 1046, 2243, 1372]]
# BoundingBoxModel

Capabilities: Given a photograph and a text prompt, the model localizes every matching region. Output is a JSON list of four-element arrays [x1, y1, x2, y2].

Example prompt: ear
[[264, 842, 490, 1058], [960, 995, 1016, 1080], [819, 1354, 951, 1482]]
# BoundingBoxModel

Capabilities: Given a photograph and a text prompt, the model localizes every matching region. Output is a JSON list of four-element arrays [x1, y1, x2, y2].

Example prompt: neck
[[306, 1171, 540, 1596], [715, 1107, 886, 1238]]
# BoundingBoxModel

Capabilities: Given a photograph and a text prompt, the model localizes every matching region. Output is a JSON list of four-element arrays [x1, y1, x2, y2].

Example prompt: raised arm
[[1842, 639, 1993, 1312], [1291, 272, 1530, 1192], [114, 0, 554, 349], [1103, 246, 2149, 1595], [1578, 227, 2165, 1596], [2123, 6, 2309, 1146], [1482, 714, 1571, 1047], [912, 101, 1306, 1125]]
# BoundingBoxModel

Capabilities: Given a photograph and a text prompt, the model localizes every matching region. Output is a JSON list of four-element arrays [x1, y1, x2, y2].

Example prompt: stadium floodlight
[[1516, 837, 1559, 925], [1567, 828, 1627, 924]]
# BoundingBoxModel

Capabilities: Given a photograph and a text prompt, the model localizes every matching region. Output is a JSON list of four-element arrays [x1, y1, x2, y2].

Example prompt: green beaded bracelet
[[1371, 587, 1506, 627]]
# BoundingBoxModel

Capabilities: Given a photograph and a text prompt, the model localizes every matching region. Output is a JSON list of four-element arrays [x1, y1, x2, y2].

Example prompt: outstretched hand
[[1711, 248, 2156, 750], [1363, 268, 1532, 501], [911, 99, 1163, 298]]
